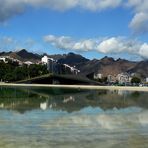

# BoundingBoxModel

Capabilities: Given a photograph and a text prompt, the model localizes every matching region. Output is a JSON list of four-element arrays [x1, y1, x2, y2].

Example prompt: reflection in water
[[0, 86, 148, 148], [0, 87, 148, 113], [40, 101, 48, 110]]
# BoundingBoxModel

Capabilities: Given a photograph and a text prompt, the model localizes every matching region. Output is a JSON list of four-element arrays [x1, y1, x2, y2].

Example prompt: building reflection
[[0, 87, 148, 113], [40, 102, 48, 110]]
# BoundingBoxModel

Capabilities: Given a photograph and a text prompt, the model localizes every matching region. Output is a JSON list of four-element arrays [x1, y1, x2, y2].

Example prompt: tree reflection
[[0, 86, 148, 113]]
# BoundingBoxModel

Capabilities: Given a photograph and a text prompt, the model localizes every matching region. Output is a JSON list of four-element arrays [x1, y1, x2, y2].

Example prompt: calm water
[[0, 86, 148, 148]]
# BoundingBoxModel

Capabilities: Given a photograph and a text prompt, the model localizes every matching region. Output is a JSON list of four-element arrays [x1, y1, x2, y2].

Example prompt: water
[[0, 86, 148, 148]]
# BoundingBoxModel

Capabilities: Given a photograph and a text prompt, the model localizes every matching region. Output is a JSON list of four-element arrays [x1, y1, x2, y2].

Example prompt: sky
[[0, 0, 148, 60]]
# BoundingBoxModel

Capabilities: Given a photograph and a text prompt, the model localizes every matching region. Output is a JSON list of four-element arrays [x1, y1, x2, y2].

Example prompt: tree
[[131, 77, 141, 84], [28, 64, 48, 78], [0, 61, 49, 82], [96, 77, 107, 83]]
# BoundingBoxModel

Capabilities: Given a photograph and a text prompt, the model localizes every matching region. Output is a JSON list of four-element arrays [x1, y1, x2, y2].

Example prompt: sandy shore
[[0, 82, 148, 92]]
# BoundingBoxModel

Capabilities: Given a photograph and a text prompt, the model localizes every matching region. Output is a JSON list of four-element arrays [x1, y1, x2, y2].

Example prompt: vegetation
[[96, 77, 108, 83], [0, 61, 48, 82], [131, 77, 141, 84]]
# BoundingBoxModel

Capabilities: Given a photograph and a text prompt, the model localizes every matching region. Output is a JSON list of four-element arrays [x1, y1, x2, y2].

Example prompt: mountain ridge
[[0, 49, 147, 78]]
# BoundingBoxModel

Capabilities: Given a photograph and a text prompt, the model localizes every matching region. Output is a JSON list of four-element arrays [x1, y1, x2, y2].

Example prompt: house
[[0, 57, 6, 63], [24, 61, 34, 66], [107, 75, 117, 83], [63, 64, 80, 75], [0, 56, 22, 65], [94, 73, 103, 79], [41, 56, 57, 73], [117, 73, 131, 84], [41, 56, 50, 64], [146, 78, 148, 83]]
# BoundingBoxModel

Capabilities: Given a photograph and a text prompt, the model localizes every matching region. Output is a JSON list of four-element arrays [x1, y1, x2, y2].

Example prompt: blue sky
[[0, 0, 148, 60]]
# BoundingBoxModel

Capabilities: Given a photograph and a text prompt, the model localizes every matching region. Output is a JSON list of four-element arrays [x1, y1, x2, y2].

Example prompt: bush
[[131, 77, 141, 84]]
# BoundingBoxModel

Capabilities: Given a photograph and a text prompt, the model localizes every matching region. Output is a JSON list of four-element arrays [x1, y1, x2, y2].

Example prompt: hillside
[[47, 52, 89, 66], [0, 49, 148, 78], [76, 56, 137, 76], [0, 49, 41, 62], [127, 61, 148, 78]]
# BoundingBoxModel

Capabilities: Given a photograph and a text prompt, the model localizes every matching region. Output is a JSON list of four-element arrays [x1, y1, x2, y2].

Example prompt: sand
[[0, 82, 148, 92]]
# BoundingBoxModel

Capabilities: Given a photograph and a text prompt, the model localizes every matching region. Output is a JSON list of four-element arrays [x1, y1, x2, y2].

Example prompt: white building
[[0, 56, 12, 63], [0, 57, 6, 63], [146, 78, 148, 83], [41, 56, 55, 72], [107, 75, 116, 83], [41, 56, 56, 64], [117, 73, 131, 84], [0, 56, 23, 65], [24, 61, 34, 66], [41, 56, 80, 75], [40, 102, 48, 110], [94, 73, 102, 79], [63, 64, 80, 75], [41, 56, 49, 64]]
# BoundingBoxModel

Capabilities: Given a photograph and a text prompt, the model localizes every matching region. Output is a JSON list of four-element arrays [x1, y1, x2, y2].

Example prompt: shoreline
[[0, 83, 148, 92]]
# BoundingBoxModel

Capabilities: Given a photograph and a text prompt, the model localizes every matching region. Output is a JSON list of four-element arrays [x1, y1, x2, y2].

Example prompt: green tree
[[131, 77, 141, 84], [0, 61, 49, 82], [96, 77, 107, 83], [13, 67, 28, 81], [28, 64, 48, 78]]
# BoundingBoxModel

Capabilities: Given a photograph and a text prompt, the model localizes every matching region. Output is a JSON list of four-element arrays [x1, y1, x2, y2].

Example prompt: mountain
[[57, 52, 89, 66], [127, 60, 148, 78], [0, 49, 41, 62], [76, 56, 137, 76], [47, 54, 65, 61], [17, 49, 41, 61], [0, 49, 148, 78]]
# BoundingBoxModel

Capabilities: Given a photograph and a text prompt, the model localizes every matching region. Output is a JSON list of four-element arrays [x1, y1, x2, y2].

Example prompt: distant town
[[0, 49, 148, 86]]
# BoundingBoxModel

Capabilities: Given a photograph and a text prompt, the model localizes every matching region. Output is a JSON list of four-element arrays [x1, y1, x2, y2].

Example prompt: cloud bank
[[0, 0, 122, 22], [1, 0, 148, 34], [0, 0, 148, 34], [44, 34, 148, 59], [1, 34, 148, 60]]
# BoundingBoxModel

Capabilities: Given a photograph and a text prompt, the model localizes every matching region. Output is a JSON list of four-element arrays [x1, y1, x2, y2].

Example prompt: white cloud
[[127, 0, 148, 13], [0, 0, 123, 22], [0, 36, 37, 51], [44, 34, 148, 59], [73, 39, 96, 51], [127, 0, 148, 34], [0, 0, 27, 22], [1, 34, 148, 60], [96, 37, 124, 53], [129, 12, 148, 34], [78, 0, 122, 11], [44, 35, 75, 50], [44, 35, 97, 51], [1, 1, 148, 35], [0, 0, 147, 35], [139, 43, 148, 58]]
